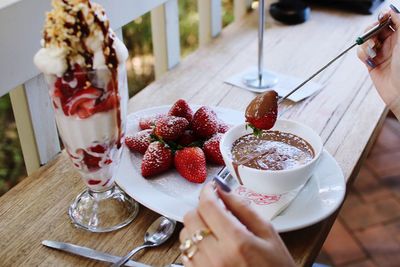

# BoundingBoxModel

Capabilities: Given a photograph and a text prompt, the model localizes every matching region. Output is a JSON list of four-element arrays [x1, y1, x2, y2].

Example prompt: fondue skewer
[[277, 16, 393, 105]]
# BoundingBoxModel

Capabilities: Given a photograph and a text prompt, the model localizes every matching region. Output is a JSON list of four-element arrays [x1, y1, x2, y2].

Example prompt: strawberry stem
[[246, 123, 262, 137], [150, 133, 164, 144], [150, 133, 182, 152]]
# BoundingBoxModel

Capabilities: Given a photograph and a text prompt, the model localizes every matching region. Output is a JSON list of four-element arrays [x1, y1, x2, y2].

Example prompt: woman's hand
[[358, 6, 400, 119], [179, 183, 296, 267]]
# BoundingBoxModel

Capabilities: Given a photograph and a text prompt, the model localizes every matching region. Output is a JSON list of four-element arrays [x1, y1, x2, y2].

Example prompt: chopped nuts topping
[[42, 0, 118, 71]]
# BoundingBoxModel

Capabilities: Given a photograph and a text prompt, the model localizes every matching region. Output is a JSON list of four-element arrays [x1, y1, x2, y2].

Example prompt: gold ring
[[179, 229, 212, 260], [191, 228, 212, 244], [179, 238, 198, 259]]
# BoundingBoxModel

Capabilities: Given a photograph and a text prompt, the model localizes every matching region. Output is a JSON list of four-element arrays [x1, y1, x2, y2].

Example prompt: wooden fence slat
[[234, 0, 252, 20], [9, 86, 40, 174], [24, 74, 60, 165], [151, 0, 180, 78], [164, 0, 180, 69], [211, 0, 222, 37], [198, 0, 222, 46]]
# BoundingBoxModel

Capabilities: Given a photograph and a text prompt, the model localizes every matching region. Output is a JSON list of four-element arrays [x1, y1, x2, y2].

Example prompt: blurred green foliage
[[0, 94, 26, 196], [123, 0, 233, 96], [0, 0, 234, 196]]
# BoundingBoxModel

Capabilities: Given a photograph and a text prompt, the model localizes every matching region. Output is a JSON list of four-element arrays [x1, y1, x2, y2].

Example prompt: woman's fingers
[[375, 10, 400, 42], [179, 227, 189, 243], [197, 183, 247, 241], [358, 40, 378, 71], [181, 210, 219, 267], [357, 8, 400, 70], [182, 209, 219, 247], [216, 187, 275, 239], [390, 5, 400, 26]]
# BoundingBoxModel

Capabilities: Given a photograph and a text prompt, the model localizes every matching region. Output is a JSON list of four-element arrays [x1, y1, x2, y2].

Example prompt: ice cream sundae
[[34, 0, 138, 232], [34, 0, 128, 190]]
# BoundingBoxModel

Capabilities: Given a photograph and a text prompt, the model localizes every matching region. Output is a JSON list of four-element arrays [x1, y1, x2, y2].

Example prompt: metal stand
[[243, 0, 278, 89]]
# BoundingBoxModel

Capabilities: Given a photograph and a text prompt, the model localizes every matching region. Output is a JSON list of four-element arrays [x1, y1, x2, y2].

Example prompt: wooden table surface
[[0, 4, 390, 267]]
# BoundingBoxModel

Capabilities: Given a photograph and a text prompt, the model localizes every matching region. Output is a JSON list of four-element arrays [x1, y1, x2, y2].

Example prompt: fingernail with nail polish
[[390, 4, 400, 13], [213, 176, 231, 193], [366, 58, 376, 68]]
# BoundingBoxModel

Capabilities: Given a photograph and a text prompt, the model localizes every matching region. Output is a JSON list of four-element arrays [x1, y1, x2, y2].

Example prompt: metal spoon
[[112, 216, 176, 267]]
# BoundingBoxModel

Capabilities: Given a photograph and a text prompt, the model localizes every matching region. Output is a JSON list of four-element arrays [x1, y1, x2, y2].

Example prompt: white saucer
[[116, 105, 346, 233]]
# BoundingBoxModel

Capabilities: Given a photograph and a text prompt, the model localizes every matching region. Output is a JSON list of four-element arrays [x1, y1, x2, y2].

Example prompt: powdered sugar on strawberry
[[141, 142, 173, 177], [203, 133, 225, 165], [131, 101, 231, 183], [125, 129, 153, 154], [191, 106, 219, 138], [139, 114, 167, 130], [154, 116, 189, 141]]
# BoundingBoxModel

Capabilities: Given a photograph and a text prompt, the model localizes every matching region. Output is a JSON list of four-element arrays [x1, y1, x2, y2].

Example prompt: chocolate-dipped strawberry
[[245, 90, 278, 136]]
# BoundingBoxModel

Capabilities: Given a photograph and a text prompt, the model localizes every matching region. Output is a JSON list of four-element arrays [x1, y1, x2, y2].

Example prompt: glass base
[[243, 70, 279, 89], [68, 185, 139, 233]]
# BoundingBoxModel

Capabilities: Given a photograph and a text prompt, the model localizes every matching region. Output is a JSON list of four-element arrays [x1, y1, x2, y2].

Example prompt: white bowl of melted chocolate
[[220, 91, 323, 194]]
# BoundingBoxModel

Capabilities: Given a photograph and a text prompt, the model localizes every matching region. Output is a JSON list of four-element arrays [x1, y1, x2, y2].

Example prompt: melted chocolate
[[231, 131, 314, 171]]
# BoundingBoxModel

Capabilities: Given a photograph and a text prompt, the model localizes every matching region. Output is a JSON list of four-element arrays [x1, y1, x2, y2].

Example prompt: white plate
[[116, 105, 346, 233]]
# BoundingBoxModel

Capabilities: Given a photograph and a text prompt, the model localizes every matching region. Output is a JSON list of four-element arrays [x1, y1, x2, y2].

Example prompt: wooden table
[[0, 4, 389, 267]]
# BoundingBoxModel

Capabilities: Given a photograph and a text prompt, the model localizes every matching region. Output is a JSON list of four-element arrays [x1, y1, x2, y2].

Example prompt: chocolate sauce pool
[[231, 131, 314, 171]]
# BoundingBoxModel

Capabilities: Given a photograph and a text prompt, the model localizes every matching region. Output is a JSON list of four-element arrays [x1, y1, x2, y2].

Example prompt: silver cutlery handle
[[112, 243, 152, 267], [42, 240, 150, 267]]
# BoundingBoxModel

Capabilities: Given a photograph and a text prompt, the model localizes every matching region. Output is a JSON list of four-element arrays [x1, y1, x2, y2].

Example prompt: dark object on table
[[308, 0, 385, 15], [269, 0, 311, 25]]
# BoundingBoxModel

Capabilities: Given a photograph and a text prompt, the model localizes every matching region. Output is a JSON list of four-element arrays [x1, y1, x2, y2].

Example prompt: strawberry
[[139, 114, 167, 130], [125, 130, 153, 154], [68, 87, 102, 116], [88, 179, 102, 185], [174, 147, 207, 183], [141, 142, 173, 178], [203, 133, 225, 165], [168, 99, 193, 122], [80, 150, 102, 171], [245, 90, 278, 134], [94, 93, 117, 113], [58, 79, 76, 98], [177, 130, 198, 146], [154, 116, 189, 141], [191, 106, 219, 138], [76, 104, 94, 119], [89, 144, 107, 154], [217, 120, 230, 134]]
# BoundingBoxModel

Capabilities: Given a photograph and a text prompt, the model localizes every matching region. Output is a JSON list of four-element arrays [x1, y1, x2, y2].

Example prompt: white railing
[[0, 0, 252, 174]]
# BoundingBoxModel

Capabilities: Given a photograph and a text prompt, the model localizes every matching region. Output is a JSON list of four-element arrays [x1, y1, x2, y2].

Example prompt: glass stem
[[88, 184, 115, 200]]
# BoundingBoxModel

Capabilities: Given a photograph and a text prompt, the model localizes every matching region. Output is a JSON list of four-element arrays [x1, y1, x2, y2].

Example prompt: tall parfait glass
[[44, 63, 139, 232]]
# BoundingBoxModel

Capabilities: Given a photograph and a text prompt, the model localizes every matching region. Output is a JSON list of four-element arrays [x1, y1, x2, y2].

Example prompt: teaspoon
[[112, 216, 176, 267]]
